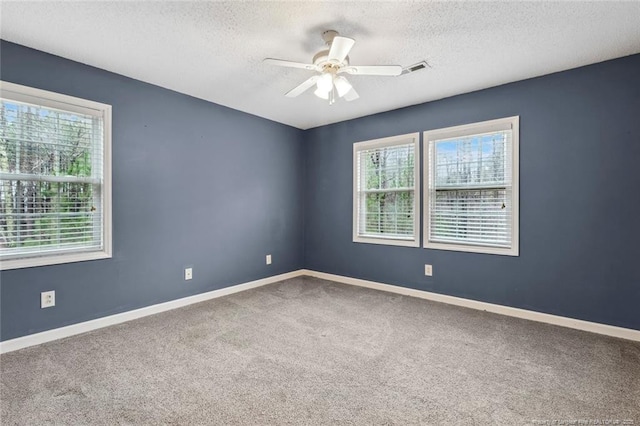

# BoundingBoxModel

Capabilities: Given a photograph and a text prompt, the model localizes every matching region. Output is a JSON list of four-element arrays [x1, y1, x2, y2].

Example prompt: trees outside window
[[424, 117, 519, 256], [0, 82, 111, 270], [353, 133, 419, 247]]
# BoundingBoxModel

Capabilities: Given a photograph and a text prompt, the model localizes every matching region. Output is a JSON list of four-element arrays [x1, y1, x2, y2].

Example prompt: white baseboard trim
[[3, 269, 638, 354], [301, 269, 640, 342], [0, 270, 305, 354]]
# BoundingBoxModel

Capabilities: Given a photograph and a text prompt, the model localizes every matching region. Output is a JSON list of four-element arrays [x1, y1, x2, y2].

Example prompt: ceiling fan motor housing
[[313, 50, 349, 70]]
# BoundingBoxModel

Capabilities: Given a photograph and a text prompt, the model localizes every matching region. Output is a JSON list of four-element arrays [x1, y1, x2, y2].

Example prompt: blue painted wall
[[304, 53, 640, 331], [2, 40, 639, 341], [0, 41, 305, 341]]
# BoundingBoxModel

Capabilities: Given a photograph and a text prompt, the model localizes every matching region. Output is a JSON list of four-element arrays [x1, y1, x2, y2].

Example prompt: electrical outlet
[[424, 264, 433, 277], [41, 291, 55, 308], [184, 267, 193, 281], [266, 254, 272, 265]]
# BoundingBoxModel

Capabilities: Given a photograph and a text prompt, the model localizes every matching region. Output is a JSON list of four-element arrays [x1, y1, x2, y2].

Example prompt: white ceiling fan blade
[[343, 86, 359, 102], [339, 65, 403, 76], [285, 75, 320, 98], [328, 36, 355, 63], [263, 58, 318, 71]]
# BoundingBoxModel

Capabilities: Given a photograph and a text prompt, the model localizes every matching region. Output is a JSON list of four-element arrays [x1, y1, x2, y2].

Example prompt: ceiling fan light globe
[[314, 88, 329, 100], [334, 76, 353, 98], [317, 73, 334, 92]]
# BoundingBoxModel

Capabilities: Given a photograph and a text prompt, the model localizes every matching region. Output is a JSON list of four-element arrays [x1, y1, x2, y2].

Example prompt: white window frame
[[0, 81, 112, 270], [423, 116, 519, 256], [353, 133, 420, 247]]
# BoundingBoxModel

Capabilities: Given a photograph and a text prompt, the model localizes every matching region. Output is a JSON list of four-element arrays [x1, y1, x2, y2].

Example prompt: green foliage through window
[[0, 100, 102, 256], [356, 141, 416, 240]]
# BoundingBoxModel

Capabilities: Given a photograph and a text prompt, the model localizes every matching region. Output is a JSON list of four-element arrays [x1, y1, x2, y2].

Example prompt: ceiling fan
[[264, 30, 403, 105]]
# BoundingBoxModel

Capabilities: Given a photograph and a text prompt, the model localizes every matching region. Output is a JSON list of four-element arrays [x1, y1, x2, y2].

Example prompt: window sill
[[1, 250, 112, 270], [424, 241, 518, 256], [353, 235, 419, 248]]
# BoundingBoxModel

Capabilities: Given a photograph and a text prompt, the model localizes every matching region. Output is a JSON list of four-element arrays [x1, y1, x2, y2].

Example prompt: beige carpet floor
[[1, 276, 639, 425]]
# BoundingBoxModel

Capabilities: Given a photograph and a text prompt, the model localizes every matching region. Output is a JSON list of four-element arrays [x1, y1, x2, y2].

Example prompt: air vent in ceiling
[[401, 61, 430, 75]]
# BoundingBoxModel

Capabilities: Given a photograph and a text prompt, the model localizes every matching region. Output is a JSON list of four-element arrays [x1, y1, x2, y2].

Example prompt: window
[[353, 133, 419, 247], [424, 117, 519, 256], [0, 81, 112, 269]]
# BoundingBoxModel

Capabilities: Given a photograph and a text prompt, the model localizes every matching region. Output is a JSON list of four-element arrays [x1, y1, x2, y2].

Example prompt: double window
[[353, 117, 519, 256], [0, 82, 112, 270]]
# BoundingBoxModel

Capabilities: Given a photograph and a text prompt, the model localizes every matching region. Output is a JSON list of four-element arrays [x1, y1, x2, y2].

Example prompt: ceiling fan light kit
[[264, 30, 403, 105]]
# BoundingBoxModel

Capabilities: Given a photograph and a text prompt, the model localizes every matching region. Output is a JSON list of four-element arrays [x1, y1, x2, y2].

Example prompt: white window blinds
[[425, 117, 519, 255], [0, 82, 111, 269], [353, 134, 419, 246]]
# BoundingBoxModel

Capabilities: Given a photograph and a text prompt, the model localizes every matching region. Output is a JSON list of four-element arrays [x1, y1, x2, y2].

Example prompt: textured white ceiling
[[2, 1, 639, 129]]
